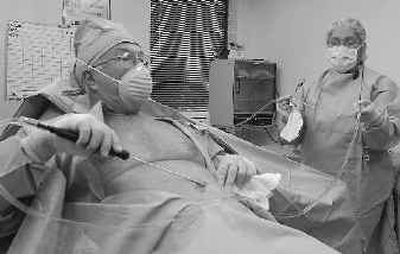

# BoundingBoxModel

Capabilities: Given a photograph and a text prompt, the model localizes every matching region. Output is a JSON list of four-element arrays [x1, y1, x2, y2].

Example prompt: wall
[[0, 0, 149, 119], [234, 0, 400, 96], [111, 0, 150, 52], [3, 1, 397, 117]]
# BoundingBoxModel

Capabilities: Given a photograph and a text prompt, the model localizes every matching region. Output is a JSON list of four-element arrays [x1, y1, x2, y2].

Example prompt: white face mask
[[326, 46, 359, 73], [76, 58, 152, 114], [118, 63, 153, 113]]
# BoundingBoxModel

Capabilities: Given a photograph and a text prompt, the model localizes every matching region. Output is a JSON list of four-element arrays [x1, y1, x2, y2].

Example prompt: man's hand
[[214, 154, 257, 188], [23, 113, 122, 161]]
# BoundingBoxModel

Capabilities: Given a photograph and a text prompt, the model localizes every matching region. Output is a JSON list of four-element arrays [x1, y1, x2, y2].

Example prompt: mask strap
[[75, 58, 125, 87]]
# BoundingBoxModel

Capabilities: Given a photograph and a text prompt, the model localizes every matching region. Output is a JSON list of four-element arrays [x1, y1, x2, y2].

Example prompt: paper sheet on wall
[[63, 0, 110, 22], [6, 20, 75, 100]]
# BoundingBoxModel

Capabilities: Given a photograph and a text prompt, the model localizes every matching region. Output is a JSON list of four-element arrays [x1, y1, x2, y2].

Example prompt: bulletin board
[[6, 20, 75, 100]]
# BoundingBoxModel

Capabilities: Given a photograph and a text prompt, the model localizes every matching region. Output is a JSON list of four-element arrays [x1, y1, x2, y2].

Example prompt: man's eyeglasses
[[93, 52, 137, 68]]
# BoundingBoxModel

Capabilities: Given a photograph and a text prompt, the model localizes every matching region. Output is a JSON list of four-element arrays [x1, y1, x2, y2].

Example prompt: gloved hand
[[358, 100, 385, 127], [276, 98, 292, 122], [214, 154, 257, 188], [22, 113, 122, 162]]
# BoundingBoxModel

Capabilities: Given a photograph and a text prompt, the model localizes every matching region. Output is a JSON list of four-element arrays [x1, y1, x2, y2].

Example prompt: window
[[150, 0, 228, 122]]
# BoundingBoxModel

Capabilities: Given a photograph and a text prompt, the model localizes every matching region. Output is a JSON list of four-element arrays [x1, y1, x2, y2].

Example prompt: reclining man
[[0, 18, 339, 254]]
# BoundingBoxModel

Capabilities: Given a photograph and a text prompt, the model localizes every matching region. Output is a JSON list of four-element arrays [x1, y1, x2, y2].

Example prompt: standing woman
[[289, 18, 400, 254]]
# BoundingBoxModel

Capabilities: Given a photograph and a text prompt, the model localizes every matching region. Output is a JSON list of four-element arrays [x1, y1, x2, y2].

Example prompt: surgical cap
[[72, 17, 146, 93], [326, 18, 367, 45], [74, 18, 139, 64], [72, 18, 152, 113]]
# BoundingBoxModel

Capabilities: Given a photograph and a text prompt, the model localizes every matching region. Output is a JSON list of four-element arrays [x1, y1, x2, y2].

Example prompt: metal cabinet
[[209, 59, 276, 128]]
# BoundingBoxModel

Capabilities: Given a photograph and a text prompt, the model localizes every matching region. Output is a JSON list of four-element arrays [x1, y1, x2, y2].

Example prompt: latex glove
[[358, 100, 385, 127], [214, 154, 257, 188], [276, 98, 292, 121], [22, 113, 122, 161]]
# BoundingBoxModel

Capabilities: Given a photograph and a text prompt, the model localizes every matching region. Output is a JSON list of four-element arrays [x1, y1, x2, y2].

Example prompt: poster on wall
[[62, 0, 111, 25], [6, 20, 75, 100]]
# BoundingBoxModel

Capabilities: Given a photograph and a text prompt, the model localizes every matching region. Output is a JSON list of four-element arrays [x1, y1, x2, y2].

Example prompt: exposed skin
[[83, 43, 142, 111], [27, 43, 257, 189], [327, 25, 363, 49]]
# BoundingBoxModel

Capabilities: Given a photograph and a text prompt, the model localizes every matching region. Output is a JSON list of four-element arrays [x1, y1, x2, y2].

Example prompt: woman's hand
[[357, 100, 385, 126]]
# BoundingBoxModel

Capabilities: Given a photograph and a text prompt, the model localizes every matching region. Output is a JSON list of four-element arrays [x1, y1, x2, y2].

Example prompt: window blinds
[[150, 0, 228, 122]]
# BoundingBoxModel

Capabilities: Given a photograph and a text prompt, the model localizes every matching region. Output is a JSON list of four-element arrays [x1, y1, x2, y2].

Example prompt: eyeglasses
[[93, 52, 137, 68], [327, 37, 361, 49]]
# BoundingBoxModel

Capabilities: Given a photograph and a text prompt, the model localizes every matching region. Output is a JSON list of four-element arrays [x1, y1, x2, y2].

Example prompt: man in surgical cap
[[0, 18, 339, 254]]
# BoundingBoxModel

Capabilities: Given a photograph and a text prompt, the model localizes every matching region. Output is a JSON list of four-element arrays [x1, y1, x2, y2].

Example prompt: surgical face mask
[[76, 58, 152, 114], [326, 45, 359, 73], [118, 64, 153, 113]]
